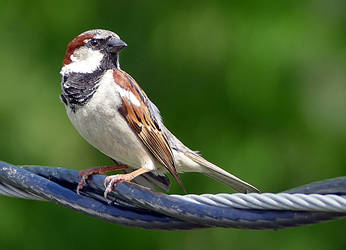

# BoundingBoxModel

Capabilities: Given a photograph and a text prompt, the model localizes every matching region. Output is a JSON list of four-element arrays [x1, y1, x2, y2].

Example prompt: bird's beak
[[106, 38, 127, 53]]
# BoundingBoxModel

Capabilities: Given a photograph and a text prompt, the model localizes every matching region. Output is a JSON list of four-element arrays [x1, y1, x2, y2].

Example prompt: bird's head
[[60, 29, 127, 75]]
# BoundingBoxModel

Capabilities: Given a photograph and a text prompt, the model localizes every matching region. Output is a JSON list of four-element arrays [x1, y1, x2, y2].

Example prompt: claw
[[75, 165, 129, 195], [76, 170, 91, 194], [76, 175, 87, 195], [104, 185, 113, 201], [102, 168, 150, 200], [103, 174, 127, 200]]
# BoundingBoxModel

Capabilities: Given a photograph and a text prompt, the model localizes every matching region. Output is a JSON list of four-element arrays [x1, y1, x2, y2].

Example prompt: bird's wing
[[112, 69, 184, 190]]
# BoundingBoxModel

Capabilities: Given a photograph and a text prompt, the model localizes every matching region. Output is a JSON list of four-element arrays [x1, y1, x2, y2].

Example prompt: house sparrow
[[60, 29, 259, 198]]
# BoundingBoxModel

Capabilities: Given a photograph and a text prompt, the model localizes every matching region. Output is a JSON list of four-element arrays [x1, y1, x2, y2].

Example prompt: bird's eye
[[90, 39, 98, 46]]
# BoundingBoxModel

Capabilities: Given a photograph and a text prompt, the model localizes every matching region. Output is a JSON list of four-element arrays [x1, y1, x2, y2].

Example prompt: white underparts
[[60, 47, 104, 75], [65, 70, 158, 172]]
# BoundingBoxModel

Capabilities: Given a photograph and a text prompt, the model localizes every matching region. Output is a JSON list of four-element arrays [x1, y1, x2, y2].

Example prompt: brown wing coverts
[[113, 70, 184, 190]]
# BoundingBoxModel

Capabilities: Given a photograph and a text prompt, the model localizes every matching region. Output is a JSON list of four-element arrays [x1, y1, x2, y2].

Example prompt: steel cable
[[0, 161, 345, 230]]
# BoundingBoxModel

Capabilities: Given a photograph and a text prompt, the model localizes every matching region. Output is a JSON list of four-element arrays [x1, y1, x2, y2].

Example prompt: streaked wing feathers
[[113, 70, 184, 190]]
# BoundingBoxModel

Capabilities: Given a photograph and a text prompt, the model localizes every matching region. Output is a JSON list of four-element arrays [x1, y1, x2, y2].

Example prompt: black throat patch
[[61, 69, 104, 112]]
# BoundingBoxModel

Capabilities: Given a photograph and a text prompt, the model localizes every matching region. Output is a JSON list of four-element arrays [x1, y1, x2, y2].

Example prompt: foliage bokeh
[[0, 0, 345, 249]]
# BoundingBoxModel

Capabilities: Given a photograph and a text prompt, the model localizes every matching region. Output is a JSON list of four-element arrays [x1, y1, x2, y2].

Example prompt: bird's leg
[[77, 165, 129, 194], [104, 167, 150, 199]]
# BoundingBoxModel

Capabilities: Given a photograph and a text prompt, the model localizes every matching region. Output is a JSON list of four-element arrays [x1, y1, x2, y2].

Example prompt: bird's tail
[[185, 152, 260, 193]]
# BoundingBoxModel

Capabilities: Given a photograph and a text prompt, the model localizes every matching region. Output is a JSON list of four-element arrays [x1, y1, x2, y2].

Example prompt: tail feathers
[[185, 152, 260, 193]]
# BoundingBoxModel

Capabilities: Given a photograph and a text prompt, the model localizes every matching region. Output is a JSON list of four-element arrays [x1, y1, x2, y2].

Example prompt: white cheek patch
[[60, 48, 104, 75], [115, 85, 141, 107]]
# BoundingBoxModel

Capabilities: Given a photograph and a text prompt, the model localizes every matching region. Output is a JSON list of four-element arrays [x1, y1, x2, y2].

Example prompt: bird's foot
[[77, 165, 128, 195], [103, 174, 132, 200], [103, 167, 150, 200]]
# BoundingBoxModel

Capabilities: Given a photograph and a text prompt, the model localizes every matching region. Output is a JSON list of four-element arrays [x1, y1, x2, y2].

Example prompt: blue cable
[[0, 161, 345, 230]]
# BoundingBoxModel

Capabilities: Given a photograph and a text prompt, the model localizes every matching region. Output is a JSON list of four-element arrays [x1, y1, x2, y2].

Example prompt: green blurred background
[[0, 0, 345, 249]]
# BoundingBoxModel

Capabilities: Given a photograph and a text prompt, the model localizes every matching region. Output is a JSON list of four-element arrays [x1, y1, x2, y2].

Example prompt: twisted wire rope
[[0, 161, 345, 230], [171, 193, 346, 212]]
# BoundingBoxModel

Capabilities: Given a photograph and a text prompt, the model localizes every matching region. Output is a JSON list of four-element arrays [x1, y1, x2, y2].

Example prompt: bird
[[59, 29, 259, 198]]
